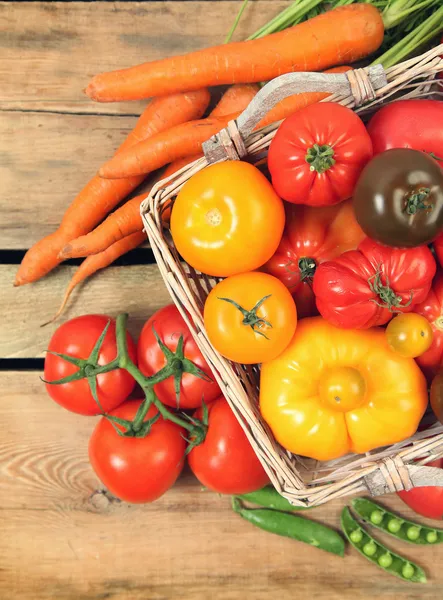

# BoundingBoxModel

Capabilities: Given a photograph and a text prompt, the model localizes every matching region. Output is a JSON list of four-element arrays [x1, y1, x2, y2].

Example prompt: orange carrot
[[46, 231, 147, 324], [211, 83, 259, 117], [60, 84, 259, 259], [99, 113, 240, 180], [86, 5, 383, 102], [14, 89, 210, 286], [255, 66, 352, 129], [60, 192, 149, 259]]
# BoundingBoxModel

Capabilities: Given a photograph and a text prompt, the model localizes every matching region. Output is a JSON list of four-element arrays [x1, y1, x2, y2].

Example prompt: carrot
[[255, 66, 352, 129], [14, 89, 210, 286], [59, 191, 149, 260], [99, 112, 241, 179], [86, 5, 383, 102], [46, 231, 147, 324], [211, 83, 259, 116], [60, 84, 259, 259]]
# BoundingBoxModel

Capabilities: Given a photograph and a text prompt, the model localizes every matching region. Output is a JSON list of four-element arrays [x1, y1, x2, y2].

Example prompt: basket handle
[[364, 458, 443, 497], [202, 65, 387, 163]]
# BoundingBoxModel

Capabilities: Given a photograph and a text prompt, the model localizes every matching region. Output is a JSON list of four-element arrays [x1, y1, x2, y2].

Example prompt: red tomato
[[413, 273, 443, 381], [89, 400, 186, 503], [137, 305, 220, 409], [313, 238, 436, 329], [262, 200, 365, 317], [44, 315, 136, 415], [188, 397, 269, 494], [268, 102, 373, 206], [434, 234, 443, 267], [367, 100, 443, 168], [397, 458, 443, 520]]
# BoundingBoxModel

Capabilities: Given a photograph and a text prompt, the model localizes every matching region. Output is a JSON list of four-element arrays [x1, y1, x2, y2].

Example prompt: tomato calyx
[[368, 269, 413, 311], [106, 399, 161, 438], [151, 327, 213, 407], [429, 152, 443, 162], [181, 400, 209, 454], [218, 295, 273, 339], [305, 143, 336, 174], [404, 187, 433, 215], [298, 257, 317, 281]]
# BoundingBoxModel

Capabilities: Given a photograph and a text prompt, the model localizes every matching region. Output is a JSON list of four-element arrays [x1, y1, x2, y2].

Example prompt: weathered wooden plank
[[1, 371, 443, 600], [0, 264, 170, 358], [0, 111, 143, 249], [0, 1, 288, 250], [0, 1, 287, 115]]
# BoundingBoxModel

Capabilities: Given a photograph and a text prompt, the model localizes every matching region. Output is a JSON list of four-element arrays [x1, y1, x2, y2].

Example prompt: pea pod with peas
[[352, 498, 443, 545], [341, 507, 427, 583]]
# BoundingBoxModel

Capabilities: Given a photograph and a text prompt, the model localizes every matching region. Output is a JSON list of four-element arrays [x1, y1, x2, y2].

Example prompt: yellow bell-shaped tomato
[[260, 318, 428, 461]]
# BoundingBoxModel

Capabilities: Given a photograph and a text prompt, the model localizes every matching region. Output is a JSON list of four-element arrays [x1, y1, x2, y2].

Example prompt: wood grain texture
[[0, 111, 141, 248], [0, 264, 170, 358], [0, 371, 442, 600], [0, 1, 287, 115], [0, 1, 287, 249]]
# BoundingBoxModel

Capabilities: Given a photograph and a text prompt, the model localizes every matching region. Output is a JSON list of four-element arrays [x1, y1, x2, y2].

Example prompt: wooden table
[[1, 2, 442, 598]]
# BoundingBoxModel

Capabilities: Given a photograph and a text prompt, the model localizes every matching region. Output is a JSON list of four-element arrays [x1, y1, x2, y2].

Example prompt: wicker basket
[[141, 44, 443, 507]]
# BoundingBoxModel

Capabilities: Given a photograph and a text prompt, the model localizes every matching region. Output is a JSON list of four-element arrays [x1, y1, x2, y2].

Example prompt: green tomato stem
[[113, 313, 206, 435]]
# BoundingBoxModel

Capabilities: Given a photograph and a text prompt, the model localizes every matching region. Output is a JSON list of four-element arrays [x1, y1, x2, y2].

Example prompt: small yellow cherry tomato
[[386, 313, 433, 358], [204, 272, 297, 364]]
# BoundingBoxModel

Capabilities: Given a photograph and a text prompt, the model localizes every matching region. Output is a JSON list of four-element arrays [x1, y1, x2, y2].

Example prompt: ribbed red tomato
[[262, 200, 365, 317], [413, 272, 443, 381], [313, 238, 436, 329], [188, 397, 269, 495], [268, 102, 373, 206], [137, 305, 220, 409]]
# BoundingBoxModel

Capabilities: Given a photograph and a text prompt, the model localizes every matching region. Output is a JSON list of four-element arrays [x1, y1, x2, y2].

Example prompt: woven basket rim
[[141, 47, 443, 506]]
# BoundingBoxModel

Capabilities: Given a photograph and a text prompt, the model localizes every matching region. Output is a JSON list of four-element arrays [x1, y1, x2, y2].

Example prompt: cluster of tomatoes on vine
[[44, 308, 269, 504]]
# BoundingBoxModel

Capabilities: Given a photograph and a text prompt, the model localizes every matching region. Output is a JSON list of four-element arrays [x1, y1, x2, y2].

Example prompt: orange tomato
[[170, 162, 285, 277], [386, 313, 433, 358], [204, 272, 297, 364], [260, 318, 428, 461]]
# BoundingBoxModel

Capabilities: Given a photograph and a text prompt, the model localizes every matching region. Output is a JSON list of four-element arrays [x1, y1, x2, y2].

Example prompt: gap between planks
[[0, 264, 171, 359]]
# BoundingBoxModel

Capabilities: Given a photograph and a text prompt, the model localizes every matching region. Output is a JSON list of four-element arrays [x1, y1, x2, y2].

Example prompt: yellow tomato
[[260, 318, 428, 461], [170, 161, 285, 277], [386, 313, 433, 358], [204, 272, 297, 364]]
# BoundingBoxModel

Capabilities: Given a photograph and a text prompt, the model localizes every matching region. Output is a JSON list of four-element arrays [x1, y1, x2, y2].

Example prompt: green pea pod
[[238, 486, 310, 511], [341, 507, 427, 583], [352, 498, 443, 545], [232, 498, 345, 557]]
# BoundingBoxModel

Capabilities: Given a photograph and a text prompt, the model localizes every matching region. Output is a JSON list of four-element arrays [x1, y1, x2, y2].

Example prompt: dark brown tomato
[[353, 149, 443, 248]]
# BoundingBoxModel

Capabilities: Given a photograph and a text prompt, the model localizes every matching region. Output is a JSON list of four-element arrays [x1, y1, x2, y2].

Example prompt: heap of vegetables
[[35, 0, 443, 585], [15, 3, 443, 323]]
